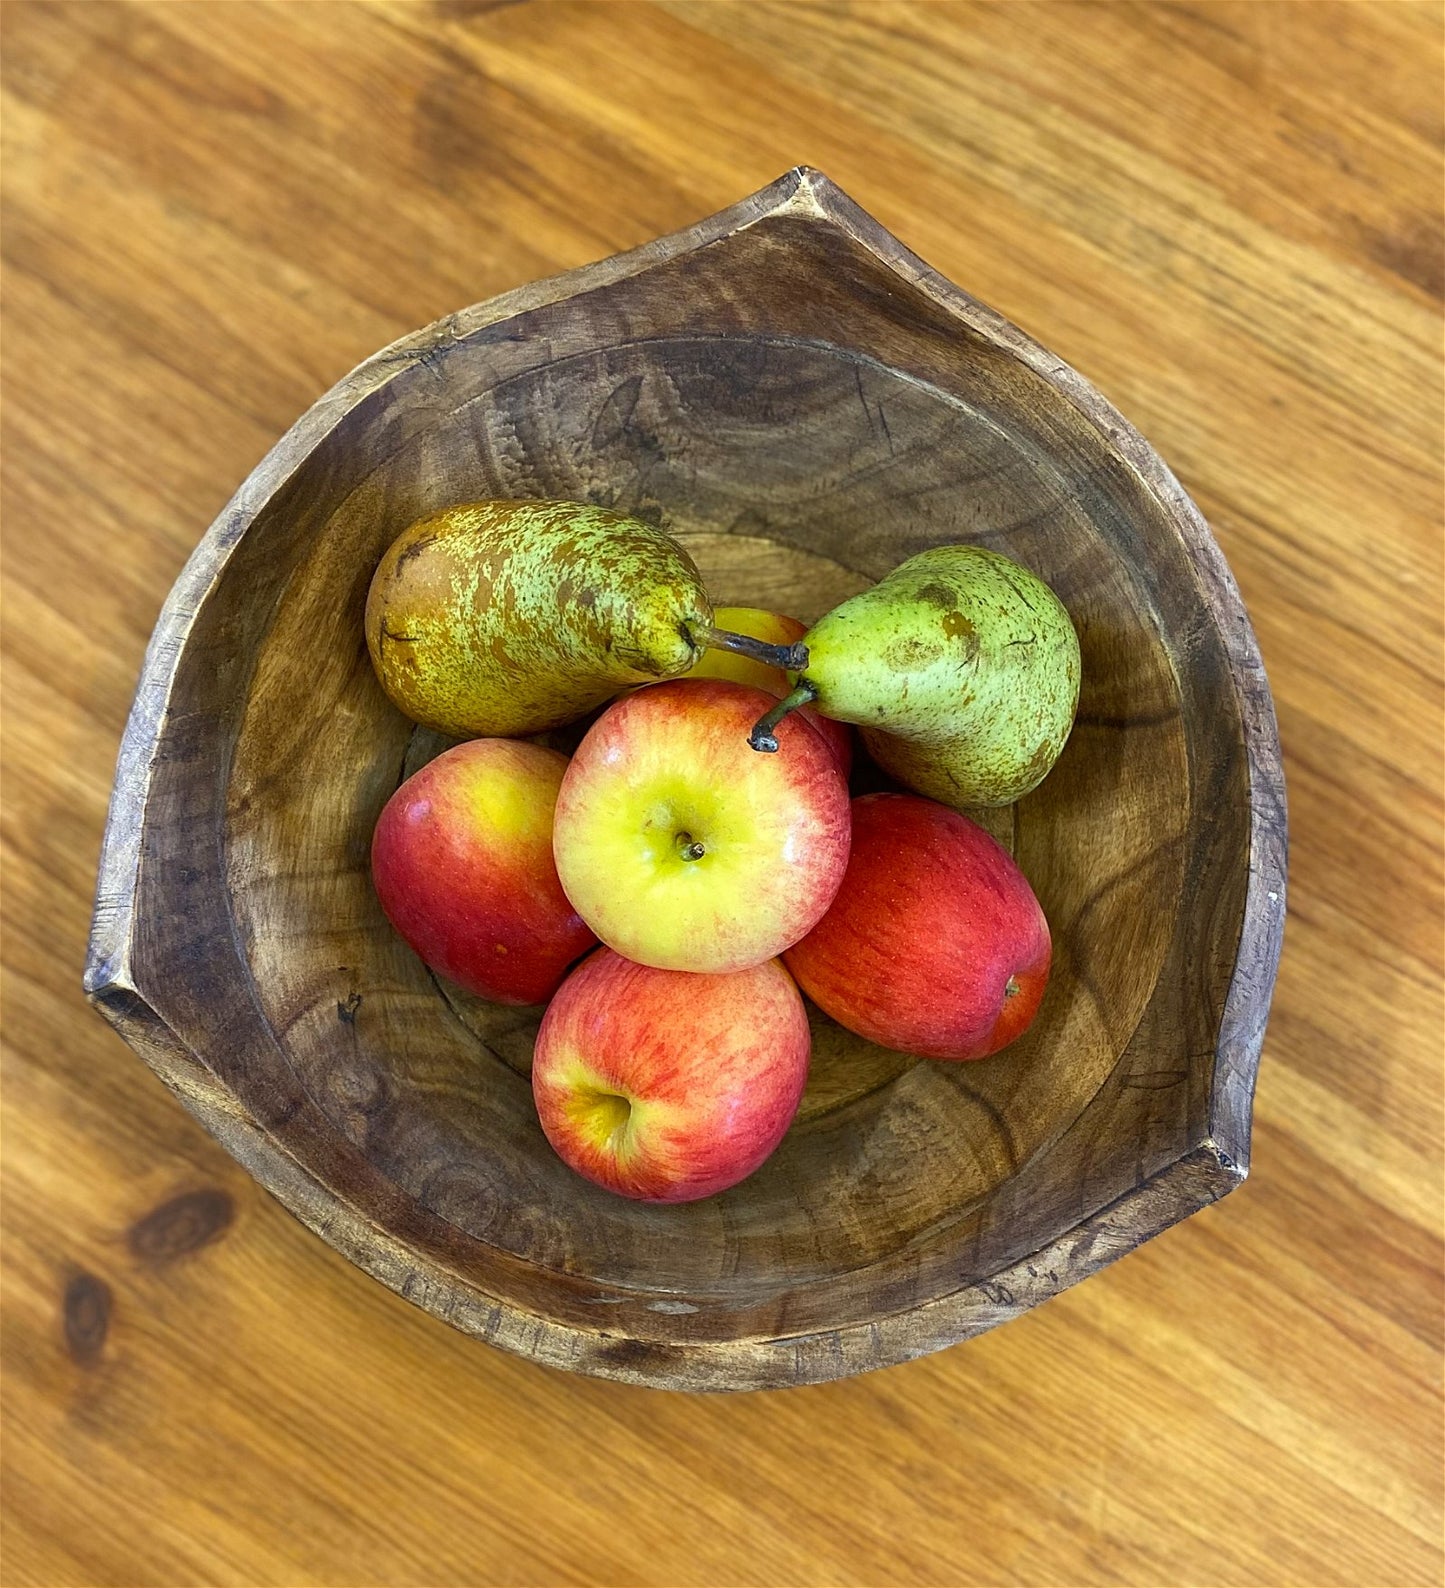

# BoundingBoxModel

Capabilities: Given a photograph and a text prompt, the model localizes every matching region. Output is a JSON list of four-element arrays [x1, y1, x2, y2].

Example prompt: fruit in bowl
[[748, 545, 1080, 808], [785, 793, 1052, 1061], [365, 499, 714, 738], [552, 678, 852, 974], [371, 738, 595, 1005], [532, 949, 811, 1203], [362, 506, 1070, 1198], [365, 500, 818, 741]]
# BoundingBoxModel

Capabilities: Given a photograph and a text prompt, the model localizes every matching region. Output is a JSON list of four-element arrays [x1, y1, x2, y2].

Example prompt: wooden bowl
[[86, 169, 1286, 1391]]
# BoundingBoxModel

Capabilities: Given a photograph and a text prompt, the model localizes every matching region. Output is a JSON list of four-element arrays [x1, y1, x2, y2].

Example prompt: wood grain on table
[[2, 2, 1440, 1584]]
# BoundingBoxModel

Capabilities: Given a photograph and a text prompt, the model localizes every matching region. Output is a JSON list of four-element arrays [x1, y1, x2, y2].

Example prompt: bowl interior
[[223, 334, 1197, 1306]]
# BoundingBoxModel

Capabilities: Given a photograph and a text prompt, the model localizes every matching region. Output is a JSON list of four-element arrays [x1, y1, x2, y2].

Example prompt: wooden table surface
[[3, 3, 1441, 1584]]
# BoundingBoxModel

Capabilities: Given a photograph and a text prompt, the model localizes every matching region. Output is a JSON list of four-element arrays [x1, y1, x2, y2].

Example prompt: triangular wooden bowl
[[86, 169, 1286, 1390]]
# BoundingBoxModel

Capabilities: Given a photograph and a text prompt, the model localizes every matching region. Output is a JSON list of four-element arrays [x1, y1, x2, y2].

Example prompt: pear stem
[[748, 681, 820, 752], [689, 623, 809, 674]]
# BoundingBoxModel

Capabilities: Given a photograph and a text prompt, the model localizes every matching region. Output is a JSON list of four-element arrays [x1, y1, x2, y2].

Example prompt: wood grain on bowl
[[85, 169, 1284, 1390]]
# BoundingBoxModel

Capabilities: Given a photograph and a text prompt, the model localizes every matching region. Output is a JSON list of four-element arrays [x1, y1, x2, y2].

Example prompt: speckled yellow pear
[[749, 546, 1081, 808], [365, 500, 789, 740]]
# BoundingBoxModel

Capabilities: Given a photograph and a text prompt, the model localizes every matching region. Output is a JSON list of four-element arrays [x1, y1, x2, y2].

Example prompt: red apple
[[532, 948, 811, 1201], [553, 678, 851, 973], [687, 606, 853, 778], [784, 792, 1051, 1060], [372, 739, 595, 1004]]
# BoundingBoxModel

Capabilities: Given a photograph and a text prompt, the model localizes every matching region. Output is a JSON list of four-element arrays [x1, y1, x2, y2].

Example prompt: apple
[[784, 792, 1051, 1060], [532, 948, 811, 1201], [371, 739, 595, 1004], [553, 678, 851, 973], [689, 606, 853, 778], [687, 604, 802, 694]]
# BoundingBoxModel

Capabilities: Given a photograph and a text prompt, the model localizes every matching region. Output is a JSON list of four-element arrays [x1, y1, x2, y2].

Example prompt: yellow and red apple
[[532, 949, 811, 1201], [371, 739, 595, 1004], [687, 606, 853, 778], [785, 792, 1051, 1060], [552, 678, 851, 973]]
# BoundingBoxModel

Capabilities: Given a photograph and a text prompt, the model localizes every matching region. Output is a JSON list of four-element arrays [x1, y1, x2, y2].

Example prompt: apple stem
[[675, 832, 706, 862], [690, 623, 809, 674], [748, 682, 820, 752]]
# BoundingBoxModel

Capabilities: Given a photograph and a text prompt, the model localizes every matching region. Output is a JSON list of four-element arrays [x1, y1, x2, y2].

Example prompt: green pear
[[750, 546, 1080, 808], [366, 501, 708, 738]]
